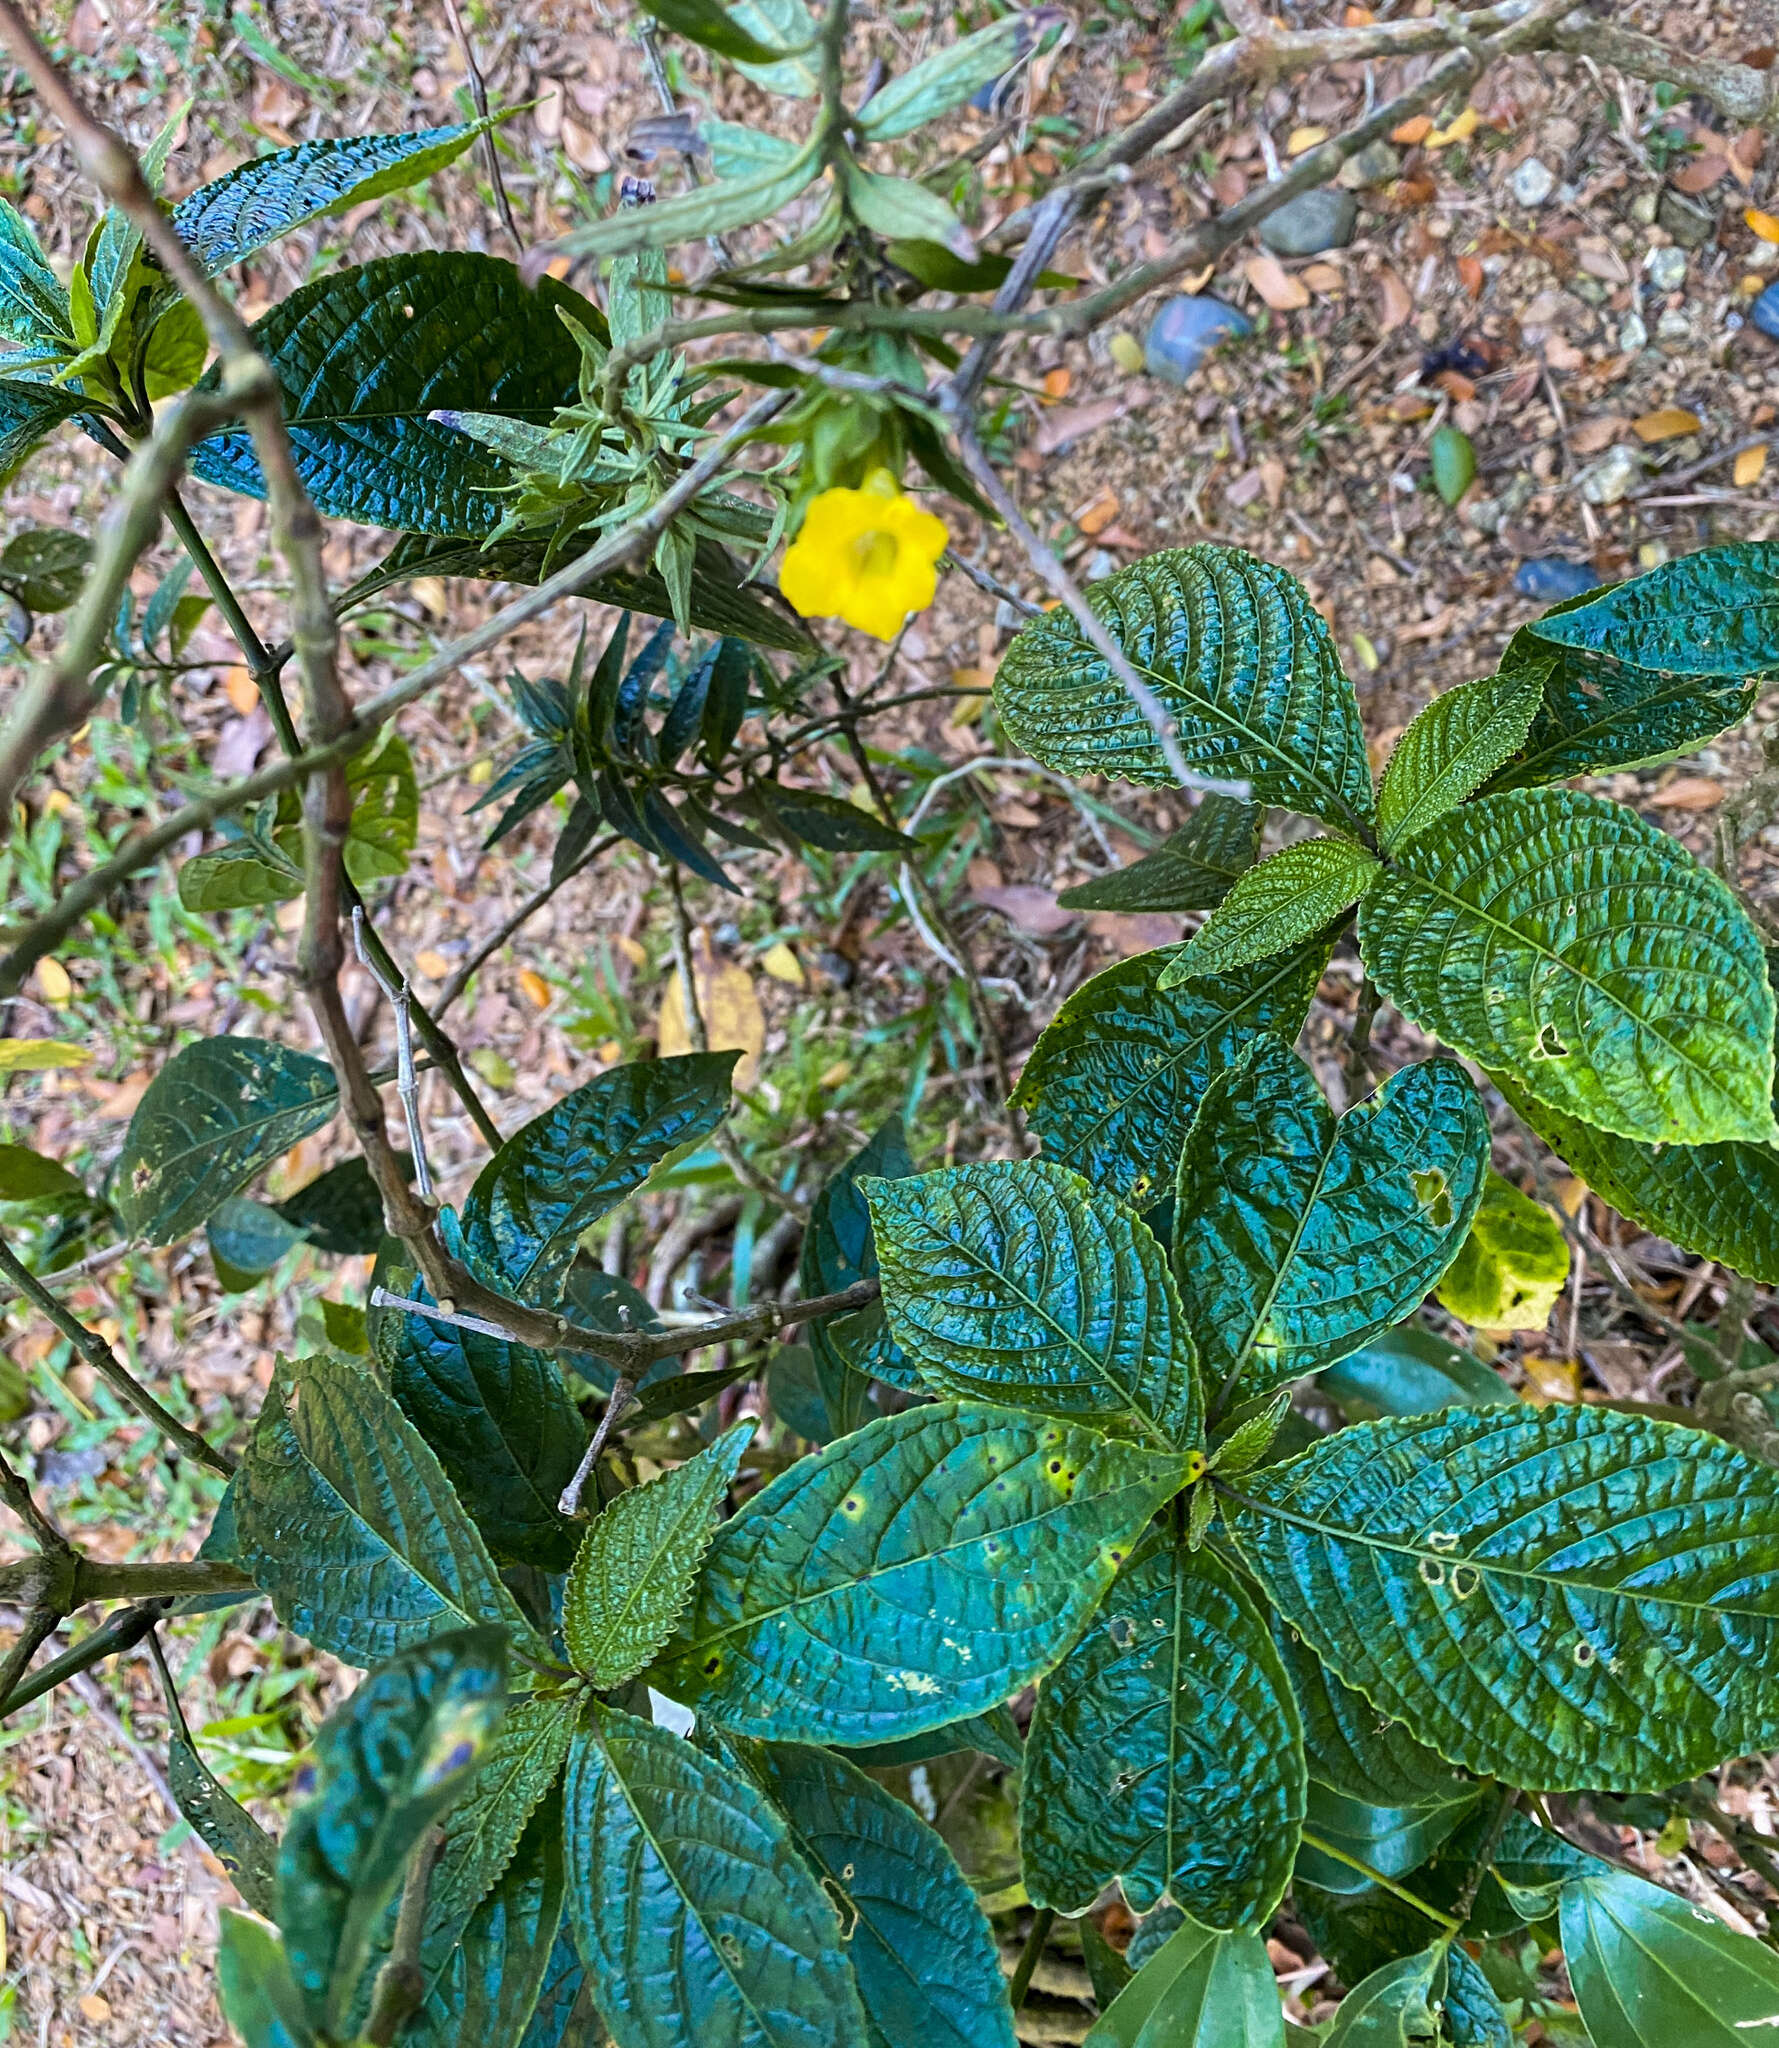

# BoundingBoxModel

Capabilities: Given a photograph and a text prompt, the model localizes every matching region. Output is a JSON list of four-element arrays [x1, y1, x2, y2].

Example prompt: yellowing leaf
[[1436, 1171, 1570, 1333], [518, 967, 552, 1009], [35, 958, 72, 1006], [1736, 444, 1769, 487], [468, 1047, 515, 1089], [1632, 406, 1702, 443], [414, 949, 452, 980], [759, 941, 805, 986], [1286, 125, 1328, 155], [0, 1038, 90, 1072], [1747, 207, 1779, 244], [1108, 332, 1145, 374], [1426, 107, 1479, 149], [658, 931, 766, 1090], [224, 664, 258, 715]]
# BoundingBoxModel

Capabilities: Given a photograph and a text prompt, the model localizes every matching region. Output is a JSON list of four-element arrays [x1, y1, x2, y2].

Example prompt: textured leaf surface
[[0, 378, 83, 487], [1056, 795, 1260, 913], [167, 1727, 279, 1916], [1229, 1404, 1779, 1789], [1022, 1536, 1304, 1926], [1499, 1071, 1779, 1283], [1377, 669, 1542, 851], [866, 1159, 1200, 1448], [753, 1742, 1016, 2048], [1357, 788, 1777, 1145], [1322, 1948, 1443, 2047], [564, 1708, 869, 2048], [1173, 1038, 1488, 1409], [1316, 1326, 1505, 1423], [1434, 1171, 1569, 1332], [114, 1037, 337, 1243], [1161, 839, 1377, 983], [655, 1402, 1189, 1743], [994, 546, 1375, 832], [462, 1053, 737, 1306], [1013, 938, 1329, 1210], [1560, 1866, 1779, 2046], [233, 1355, 539, 1666], [1530, 541, 1779, 680], [1083, 1917, 1284, 2048], [0, 201, 70, 348], [278, 1626, 506, 2037], [177, 838, 303, 912], [1295, 1779, 1479, 1895], [190, 254, 594, 534], [171, 127, 481, 275], [556, 139, 824, 262], [427, 1694, 574, 1940], [1270, 1622, 1474, 1808], [802, 1117, 919, 1434], [564, 1422, 754, 1685]]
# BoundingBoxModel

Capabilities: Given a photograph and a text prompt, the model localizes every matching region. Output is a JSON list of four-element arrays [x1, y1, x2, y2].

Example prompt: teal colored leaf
[[636, 0, 794, 64], [177, 836, 304, 912], [277, 1626, 507, 2038], [462, 1052, 738, 1306], [114, 1036, 337, 1243], [0, 200, 70, 349], [654, 1401, 1190, 1744], [730, 0, 820, 94], [190, 254, 597, 535], [1084, 1915, 1285, 2048], [995, 546, 1375, 834], [0, 378, 87, 488], [1012, 936, 1329, 1211], [802, 1117, 919, 1435], [1316, 1325, 1505, 1422], [1529, 540, 1779, 681], [1561, 1865, 1779, 2046], [1440, 1947, 1511, 2048], [1322, 1947, 1444, 2046], [1295, 1779, 1479, 1896], [840, 1707, 1022, 1770], [1172, 1038, 1488, 1410], [1228, 1403, 1779, 1790], [1357, 788, 1777, 1145], [382, 1288, 588, 1571], [564, 1421, 755, 1686], [865, 1158, 1200, 1449], [554, 138, 825, 263], [172, 126, 483, 275], [232, 1354, 541, 1666], [217, 1911, 316, 2048], [1499, 1070, 1779, 1283], [751, 1742, 1016, 2048], [1056, 794, 1260, 913], [425, 1695, 573, 1941], [1271, 1622, 1475, 1809], [167, 1725, 279, 1917], [564, 1706, 869, 2048], [1419, 1808, 1597, 1936], [858, 12, 1047, 139], [1376, 669, 1542, 851], [208, 1195, 308, 1286], [1159, 838, 1377, 983], [1022, 1535, 1304, 1926], [515, 1927, 595, 2048]]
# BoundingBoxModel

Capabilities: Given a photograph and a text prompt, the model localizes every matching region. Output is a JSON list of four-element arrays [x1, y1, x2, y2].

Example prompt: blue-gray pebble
[[1752, 282, 1779, 341], [1144, 295, 1253, 385], [1514, 557, 1602, 602]]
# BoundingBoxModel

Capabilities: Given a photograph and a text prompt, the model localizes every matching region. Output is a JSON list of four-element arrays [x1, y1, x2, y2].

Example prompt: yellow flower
[[778, 469, 949, 641]]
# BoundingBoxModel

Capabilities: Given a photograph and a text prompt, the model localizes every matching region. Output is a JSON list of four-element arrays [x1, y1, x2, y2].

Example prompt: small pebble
[[1751, 282, 1779, 341], [1617, 311, 1649, 352], [1658, 187, 1715, 247], [1655, 309, 1692, 344], [1578, 444, 1643, 507], [1514, 557, 1601, 602], [1509, 157, 1555, 208], [1143, 295, 1253, 385], [1256, 188, 1359, 257], [1645, 245, 1688, 292], [1337, 140, 1399, 191]]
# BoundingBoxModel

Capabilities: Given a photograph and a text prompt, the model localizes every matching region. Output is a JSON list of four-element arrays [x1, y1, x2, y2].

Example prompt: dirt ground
[[5, 0, 1779, 2038]]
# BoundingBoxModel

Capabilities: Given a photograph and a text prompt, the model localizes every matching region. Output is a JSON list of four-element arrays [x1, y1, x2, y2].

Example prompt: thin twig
[[353, 908, 437, 1200], [434, 832, 619, 1015], [441, 0, 522, 254], [364, 1825, 447, 2046], [557, 1378, 636, 1518], [1007, 1909, 1054, 2011]]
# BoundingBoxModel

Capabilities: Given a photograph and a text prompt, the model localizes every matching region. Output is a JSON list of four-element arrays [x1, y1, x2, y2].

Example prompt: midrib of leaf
[[1514, 668, 1750, 771], [152, 1071, 334, 1175], [1213, 1120, 1340, 1415], [581, 1496, 714, 1673]]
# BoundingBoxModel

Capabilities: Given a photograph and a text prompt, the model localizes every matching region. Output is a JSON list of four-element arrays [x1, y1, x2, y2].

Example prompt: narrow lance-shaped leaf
[[1376, 667, 1542, 851], [865, 1158, 1201, 1449], [1084, 1916, 1285, 2048], [653, 1401, 1191, 1745], [1013, 936, 1329, 1210], [1056, 794, 1260, 913], [857, 11, 1053, 140], [166, 1723, 280, 1917], [1172, 1037, 1489, 1411], [1228, 1404, 1779, 1790], [554, 138, 826, 262], [564, 1420, 755, 1686], [564, 1707, 870, 2048], [1159, 838, 1377, 985], [1357, 787, 1777, 1146], [1022, 1535, 1306, 1929]]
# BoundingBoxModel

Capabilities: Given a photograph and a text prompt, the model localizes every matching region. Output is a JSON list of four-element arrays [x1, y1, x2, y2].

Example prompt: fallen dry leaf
[[1075, 485, 1120, 535], [1520, 1354, 1582, 1403], [223, 664, 257, 716], [759, 940, 804, 986], [35, 958, 72, 1005], [657, 931, 765, 1088], [973, 884, 1076, 937], [1390, 115, 1434, 146], [1571, 417, 1626, 454], [1041, 367, 1072, 400], [1650, 776, 1723, 811], [1736, 444, 1769, 486], [1036, 397, 1127, 456], [518, 966, 553, 1009], [1632, 406, 1702, 442], [413, 949, 452, 981], [1456, 253, 1484, 297], [1671, 154, 1728, 195], [1286, 125, 1327, 154], [1426, 107, 1479, 149], [1301, 261, 1345, 293], [1749, 207, 1779, 244], [1377, 267, 1413, 332], [1246, 253, 1309, 310]]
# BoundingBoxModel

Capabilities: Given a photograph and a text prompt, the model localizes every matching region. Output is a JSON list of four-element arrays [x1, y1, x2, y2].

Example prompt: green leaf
[[0, 526, 90, 611], [701, 122, 806, 182], [1023, 1535, 1304, 1926], [1440, 1948, 1511, 2048], [1295, 1780, 1479, 1896], [177, 835, 304, 912], [1358, 788, 1778, 1145], [425, 1694, 574, 1942], [1315, 1325, 1506, 1423], [1056, 795, 1260, 913], [343, 728, 418, 884], [1160, 838, 1377, 984], [636, 0, 795, 64], [1083, 1915, 1285, 2048], [1228, 1403, 1779, 1790], [751, 1741, 1017, 2048], [1271, 1622, 1475, 1809], [1529, 540, 1779, 681], [1013, 937, 1329, 1211], [994, 546, 1375, 834], [382, 1288, 588, 1571], [1322, 1947, 1444, 2047], [0, 1143, 84, 1202], [217, 1911, 316, 2048], [865, 1158, 1201, 1449], [730, 0, 820, 94], [838, 161, 975, 258], [753, 781, 916, 853], [167, 1725, 280, 1917], [1498, 1070, 1779, 1283], [0, 200, 71, 349], [1562, 1865, 1779, 2047], [1376, 669, 1543, 852], [514, 1927, 594, 2048], [144, 294, 208, 399], [276, 1154, 387, 1257], [1434, 1171, 1569, 1331], [654, 1401, 1190, 1744], [461, 1053, 738, 1307], [171, 126, 484, 275], [190, 254, 597, 535], [802, 1116, 920, 1435], [232, 1353, 541, 1666], [278, 1626, 507, 2037], [564, 1421, 755, 1685], [555, 139, 825, 262], [114, 1036, 337, 1243], [564, 1705, 870, 2048], [1430, 425, 1475, 507], [0, 377, 86, 488], [208, 1195, 309, 1285], [1173, 1038, 1488, 1410], [1419, 1808, 1596, 1936], [857, 12, 1048, 140]]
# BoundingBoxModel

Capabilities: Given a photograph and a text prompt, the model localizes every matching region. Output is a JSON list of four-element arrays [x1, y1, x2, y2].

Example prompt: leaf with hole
[[1376, 668, 1542, 851], [1056, 795, 1260, 913], [1160, 838, 1377, 984], [1358, 787, 1776, 1145], [994, 546, 1374, 834], [653, 1401, 1190, 1744]]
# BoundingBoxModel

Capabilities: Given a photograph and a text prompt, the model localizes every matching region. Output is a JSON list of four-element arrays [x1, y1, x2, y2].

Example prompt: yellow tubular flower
[[778, 469, 949, 641]]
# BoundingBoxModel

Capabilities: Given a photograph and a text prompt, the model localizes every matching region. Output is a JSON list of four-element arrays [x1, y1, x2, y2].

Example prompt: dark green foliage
[[801, 1116, 920, 1434], [1056, 794, 1260, 912]]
